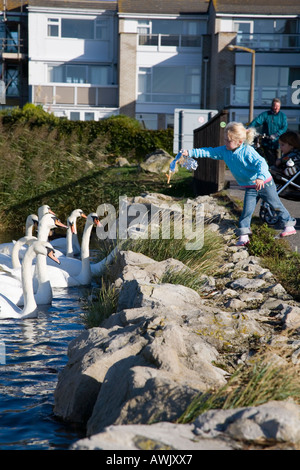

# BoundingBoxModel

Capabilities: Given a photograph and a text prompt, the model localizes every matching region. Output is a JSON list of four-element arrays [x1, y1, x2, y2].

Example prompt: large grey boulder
[[71, 400, 300, 450], [139, 149, 174, 174]]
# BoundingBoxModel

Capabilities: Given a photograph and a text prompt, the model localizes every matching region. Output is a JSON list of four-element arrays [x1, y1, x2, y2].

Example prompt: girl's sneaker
[[236, 235, 250, 246], [280, 226, 296, 237]]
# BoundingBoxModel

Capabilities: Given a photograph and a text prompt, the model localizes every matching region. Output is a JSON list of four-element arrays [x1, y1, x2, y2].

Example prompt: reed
[[178, 347, 300, 423]]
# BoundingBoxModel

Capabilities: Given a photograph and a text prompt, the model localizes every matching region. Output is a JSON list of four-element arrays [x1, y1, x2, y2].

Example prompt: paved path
[[225, 170, 300, 253]]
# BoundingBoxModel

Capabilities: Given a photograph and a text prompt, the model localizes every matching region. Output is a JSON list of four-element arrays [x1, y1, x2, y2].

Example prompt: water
[[0, 283, 88, 450]]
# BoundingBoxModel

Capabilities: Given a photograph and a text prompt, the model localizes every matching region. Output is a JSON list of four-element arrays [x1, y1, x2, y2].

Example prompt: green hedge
[[0, 105, 174, 159]]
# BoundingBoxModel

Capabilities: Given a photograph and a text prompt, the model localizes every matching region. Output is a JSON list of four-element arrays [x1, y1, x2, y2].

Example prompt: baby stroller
[[259, 167, 300, 225]]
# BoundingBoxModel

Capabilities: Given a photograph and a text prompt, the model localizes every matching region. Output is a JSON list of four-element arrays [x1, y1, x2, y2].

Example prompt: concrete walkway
[[224, 169, 300, 252]]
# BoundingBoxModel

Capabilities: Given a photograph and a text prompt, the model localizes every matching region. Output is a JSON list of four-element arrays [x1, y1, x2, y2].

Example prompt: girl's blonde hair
[[225, 121, 256, 146]]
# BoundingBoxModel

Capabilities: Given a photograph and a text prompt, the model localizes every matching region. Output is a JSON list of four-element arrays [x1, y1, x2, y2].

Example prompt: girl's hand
[[255, 179, 265, 190], [181, 149, 189, 157]]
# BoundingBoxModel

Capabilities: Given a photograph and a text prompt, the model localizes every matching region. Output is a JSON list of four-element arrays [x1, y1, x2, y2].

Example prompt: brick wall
[[118, 32, 137, 117]]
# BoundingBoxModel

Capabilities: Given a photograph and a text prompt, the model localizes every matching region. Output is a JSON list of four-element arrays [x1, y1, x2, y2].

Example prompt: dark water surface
[[0, 286, 87, 450], [0, 230, 92, 450]]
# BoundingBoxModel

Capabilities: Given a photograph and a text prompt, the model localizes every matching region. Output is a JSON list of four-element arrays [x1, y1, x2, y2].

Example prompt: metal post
[[227, 45, 256, 123]]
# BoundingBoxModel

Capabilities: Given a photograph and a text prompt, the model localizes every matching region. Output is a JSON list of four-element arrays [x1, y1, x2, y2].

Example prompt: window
[[95, 19, 108, 40], [48, 64, 112, 85], [136, 113, 157, 130], [61, 19, 94, 39], [47, 18, 59, 37], [137, 66, 201, 105], [47, 17, 109, 40], [6, 67, 19, 96], [137, 19, 206, 47], [70, 112, 80, 121], [85, 112, 94, 121], [236, 66, 292, 87]]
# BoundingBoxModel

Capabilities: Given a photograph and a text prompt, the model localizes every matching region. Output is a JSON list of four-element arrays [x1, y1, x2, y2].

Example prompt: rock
[[115, 157, 130, 167], [230, 277, 266, 290], [282, 305, 300, 329], [71, 421, 236, 450], [72, 400, 300, 450], [53, 325, 148, 424], [117, 280, 202, 311], [194, 400, 300, 445], [52, 191, 300, 450], [140, 149, 174, 174]]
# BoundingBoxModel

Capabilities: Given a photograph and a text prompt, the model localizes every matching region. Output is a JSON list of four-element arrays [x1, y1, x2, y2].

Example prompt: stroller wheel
[[259, 203, 279, 225]]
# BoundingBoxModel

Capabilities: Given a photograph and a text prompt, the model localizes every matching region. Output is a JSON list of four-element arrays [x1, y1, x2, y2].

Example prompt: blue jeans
[[238, 178, 296, 236]]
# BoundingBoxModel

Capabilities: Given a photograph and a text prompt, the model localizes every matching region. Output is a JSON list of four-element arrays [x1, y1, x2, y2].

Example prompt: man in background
[[249, 97, 288, 166]]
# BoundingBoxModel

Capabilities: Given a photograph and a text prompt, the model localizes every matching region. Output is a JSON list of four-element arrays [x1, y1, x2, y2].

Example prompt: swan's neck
[[25, 222, 34, 237], [21, 246, 37, 315], [12, 236, 37, 269], [77, 223, 93, 282], [66, 227, 74, 257], [11, 239, 24, 269], [37, 223, 52, 242]]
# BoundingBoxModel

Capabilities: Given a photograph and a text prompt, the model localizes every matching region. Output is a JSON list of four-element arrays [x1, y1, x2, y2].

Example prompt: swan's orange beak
[[69, 221, 76, 234], [47, 248, 60, 265], [81, 213, 87, 219], [55, 218, 68, 229]]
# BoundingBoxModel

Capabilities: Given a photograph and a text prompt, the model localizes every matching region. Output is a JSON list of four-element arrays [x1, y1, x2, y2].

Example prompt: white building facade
[[22, 0, 300, 131], [28, 0, 119, 121], [208, 1, 300, 130]]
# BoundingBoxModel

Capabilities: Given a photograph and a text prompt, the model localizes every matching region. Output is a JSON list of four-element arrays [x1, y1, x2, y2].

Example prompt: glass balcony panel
[[138, 35, 158, 46], [237, 33, 300, 50], [160, 35, 179, 47]]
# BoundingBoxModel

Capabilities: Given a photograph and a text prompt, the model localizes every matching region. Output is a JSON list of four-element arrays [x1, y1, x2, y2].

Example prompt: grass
[[81, 279, 118, 328], [83, 221, 224, 328], [247, 222, 300, 301], [214, 192, 300, 301], [177, 348, 300, 424]]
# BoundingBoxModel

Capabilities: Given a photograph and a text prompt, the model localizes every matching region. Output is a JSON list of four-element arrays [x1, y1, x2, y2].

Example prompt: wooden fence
[[193, 109, 228, 195]]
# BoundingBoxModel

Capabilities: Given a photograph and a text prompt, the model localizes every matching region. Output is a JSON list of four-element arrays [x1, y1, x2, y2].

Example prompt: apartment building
[[0, 0, 28, 107], [26, 0, 119, 121], [0, 0, 299, 130], [209, 0, 300, 130], [118, 0, 209, 130]]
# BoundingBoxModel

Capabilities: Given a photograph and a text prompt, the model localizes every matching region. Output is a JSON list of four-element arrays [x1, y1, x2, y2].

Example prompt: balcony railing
[[138, 34, 202, 49], [236, 33, 300, 51], [32, 83, 118, 108], [0, 37, 26, 56], [225, 85, 299, 107]]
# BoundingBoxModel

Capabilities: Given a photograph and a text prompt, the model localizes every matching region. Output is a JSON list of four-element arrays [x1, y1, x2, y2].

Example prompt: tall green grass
[[178, 348, 300, 424], [0, 105, 179, 234]]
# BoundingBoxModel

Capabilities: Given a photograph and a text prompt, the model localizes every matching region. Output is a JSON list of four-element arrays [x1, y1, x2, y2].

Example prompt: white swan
[[33, 213, 67, 303], [45, 213, 101, 287], [50, 209, 87, 257], [0, 213, 39, 258], [0, 241, 60, 320], [0, 204, 55, 264], [0, 213, 67, 305]]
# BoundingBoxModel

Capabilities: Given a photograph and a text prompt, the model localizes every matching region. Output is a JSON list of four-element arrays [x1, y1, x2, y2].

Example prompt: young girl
[[173, 121, 296, 246], [273, 131, 300, 178]]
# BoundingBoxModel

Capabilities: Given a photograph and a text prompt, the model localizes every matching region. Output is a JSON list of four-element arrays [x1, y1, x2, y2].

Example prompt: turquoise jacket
[[187, 143, 271, 187], [249, 110, 287, 148]]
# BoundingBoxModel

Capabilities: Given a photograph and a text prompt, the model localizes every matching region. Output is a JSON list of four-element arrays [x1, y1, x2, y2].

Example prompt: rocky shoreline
[[53, 192, 300, 450]]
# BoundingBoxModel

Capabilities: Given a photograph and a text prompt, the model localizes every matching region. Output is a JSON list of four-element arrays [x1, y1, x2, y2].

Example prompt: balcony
[[32, 83, 118, 108], [138, 34, 202, 50], [225, 85, 299, 108], [0, 37, 27, 59], [236, 33, 300, 51]]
